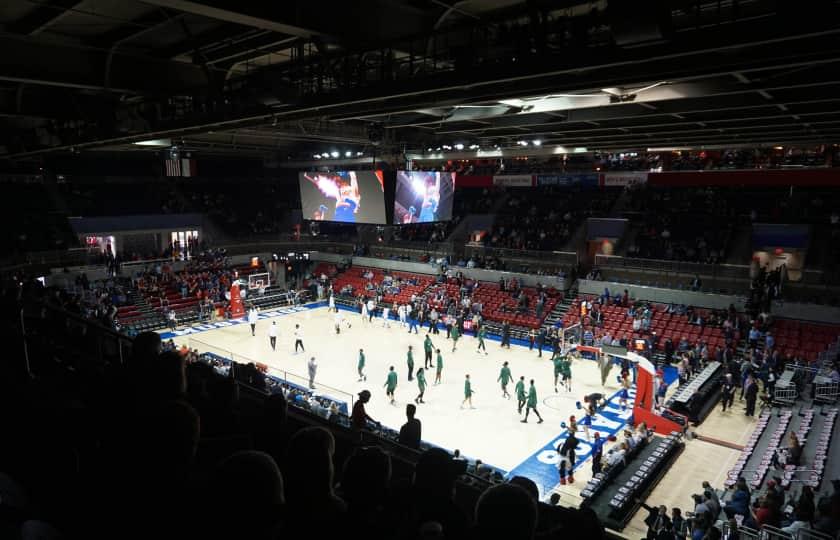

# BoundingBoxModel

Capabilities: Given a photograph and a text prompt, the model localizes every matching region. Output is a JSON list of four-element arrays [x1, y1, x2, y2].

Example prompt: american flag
[[165, 158, 197, 177]]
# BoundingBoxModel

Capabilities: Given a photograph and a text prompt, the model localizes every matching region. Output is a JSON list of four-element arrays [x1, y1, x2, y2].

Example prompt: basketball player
[[553, 352, 565, 393], [476, 324, 488, 355], [434, 349, 443, 385], [385, 366, 398, 404], [406, 346, 415, 381], [461, 374, 475, 409], [450, 324, 460, 353], [423, 334, 434, 368], [515, 376, 526, 414], [398, 303, 407, 327], [498, 361, 513, 398], [560, 355, 573, 393], [360, 298, 369, 323], [248, 306, 259, 336], [294, 324, 305, 353], [415, 367, 426, 404], [328, 293, 336, 312], [366, 298, 376, 323], [268, 321, 277, 351], [521, 380, 544, 423], [419, 175, 440, 222], [381, 303, 391, 328], [357, 349, 366, 381], [334, 310, 351, 334]]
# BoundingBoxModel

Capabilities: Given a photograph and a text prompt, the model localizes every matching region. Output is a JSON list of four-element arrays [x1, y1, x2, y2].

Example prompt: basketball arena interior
[[2, 1, 840, 539]]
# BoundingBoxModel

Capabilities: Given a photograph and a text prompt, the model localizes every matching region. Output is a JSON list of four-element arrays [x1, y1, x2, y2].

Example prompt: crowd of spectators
[[625, 187, 734, 263], [640, 477, 840, 540], [485, 187, 619, 252], [1, 274, 608, 540]]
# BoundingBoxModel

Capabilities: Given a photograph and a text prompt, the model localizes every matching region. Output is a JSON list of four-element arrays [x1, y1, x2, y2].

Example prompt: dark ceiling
[[2, 0, 840, 162]]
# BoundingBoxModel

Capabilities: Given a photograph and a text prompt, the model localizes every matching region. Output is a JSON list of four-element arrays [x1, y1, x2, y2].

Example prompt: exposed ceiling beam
[[154, 24, 256, 60], [90, 9, 186, 48], [0, 34, 210, 93], [137, 0, 433, 46], [137, 0, 323, 38], [204, 33, 300, 65], [10, 0, 84, 36]]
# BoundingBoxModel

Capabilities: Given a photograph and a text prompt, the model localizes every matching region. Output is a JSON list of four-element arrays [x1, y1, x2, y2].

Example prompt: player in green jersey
[[384, 366, 398, 404], [497, 361, 514, 398], [461, 374, 475, 409], [415, 367, 427, 404]]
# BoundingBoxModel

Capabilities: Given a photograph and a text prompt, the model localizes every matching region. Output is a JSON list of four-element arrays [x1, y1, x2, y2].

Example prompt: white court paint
[[167, 305, 630, 488]]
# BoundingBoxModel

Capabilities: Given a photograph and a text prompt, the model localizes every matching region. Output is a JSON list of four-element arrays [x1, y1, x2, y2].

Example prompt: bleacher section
[[771, 320, 840, 363], [485, 187, 621, 251], [562, 298, 732, 353], [329, 266, 560, 330]]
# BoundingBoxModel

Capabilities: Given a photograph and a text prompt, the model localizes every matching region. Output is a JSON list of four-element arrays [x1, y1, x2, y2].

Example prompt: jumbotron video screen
[[394, 171, 456, 224], [299, 170, 387, 224]]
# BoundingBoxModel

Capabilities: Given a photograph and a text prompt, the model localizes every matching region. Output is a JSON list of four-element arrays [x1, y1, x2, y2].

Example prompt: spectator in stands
[[671, 508, 686, 540], [814, 491, 840, 537], [339, 446, 393, 540], [284, 427, 347, 534], [474, 483, 538, 540], [704, 490, 720, 520], [744, 374, 758, 417], [206, 450, 285, 539], [351, 390, 377, 432], [398, 403, 422, 450], [398, 448, 471, 538], [781, 507, 812, 536], [752, 495, 780, 529]]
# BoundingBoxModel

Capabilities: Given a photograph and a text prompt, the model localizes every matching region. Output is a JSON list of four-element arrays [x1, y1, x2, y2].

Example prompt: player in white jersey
[[268, 321, 277, 351], [247, 307, 259, 336], [381, 305, 391, 327]]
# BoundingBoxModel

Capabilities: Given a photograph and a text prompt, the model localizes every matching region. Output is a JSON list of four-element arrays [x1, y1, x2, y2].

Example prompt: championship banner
[[601, 171, 648, 187], [492, 174, 534, 187]]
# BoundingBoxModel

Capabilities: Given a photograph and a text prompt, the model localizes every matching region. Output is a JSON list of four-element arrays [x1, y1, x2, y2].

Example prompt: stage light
[[454, 143, 464, 150], [469, 144, 479, 150], [533, 139, 542, 146], [356, 151, 363, 156], [345, 151, 353, 157], [313, 154, 321, 159], [427, 147, 433, 152], [518, 140, 528, 146], [330, 151, 339, 158], [321, 153, 331, 158]]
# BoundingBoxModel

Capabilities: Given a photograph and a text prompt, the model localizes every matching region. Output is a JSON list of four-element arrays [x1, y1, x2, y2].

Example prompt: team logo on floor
[[506, 386, 636, 499]]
